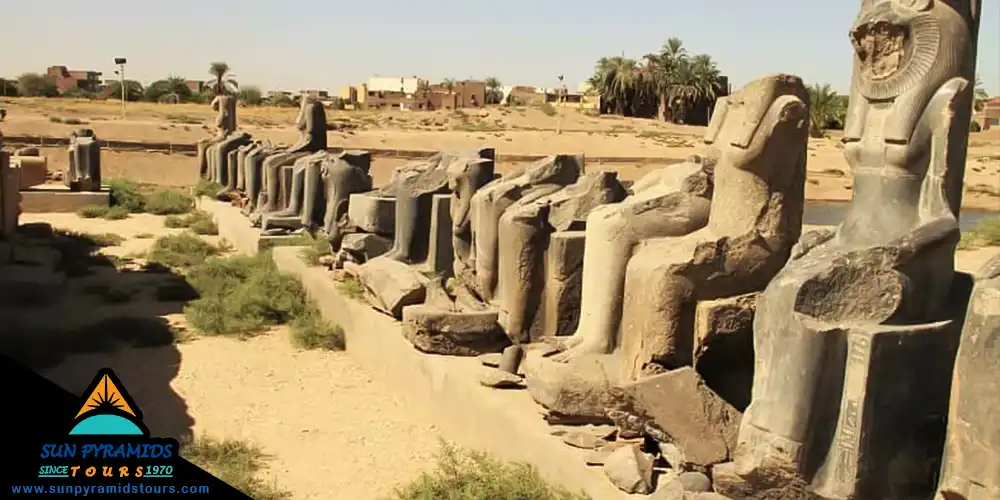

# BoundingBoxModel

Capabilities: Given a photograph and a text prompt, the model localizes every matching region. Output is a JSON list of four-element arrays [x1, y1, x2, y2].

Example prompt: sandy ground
[[16, 213, 443, 500], [3, 98, 998, 211]]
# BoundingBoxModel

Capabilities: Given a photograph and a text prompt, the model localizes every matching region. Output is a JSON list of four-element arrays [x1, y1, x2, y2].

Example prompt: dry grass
[[181, 435, 290, 500]]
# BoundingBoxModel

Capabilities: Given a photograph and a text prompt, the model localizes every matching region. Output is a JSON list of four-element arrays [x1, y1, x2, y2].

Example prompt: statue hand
[[790, 229, 835, 260]]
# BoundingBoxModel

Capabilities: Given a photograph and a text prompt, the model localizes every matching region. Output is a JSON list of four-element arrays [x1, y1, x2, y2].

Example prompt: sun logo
[[69, 369, 148, 437]]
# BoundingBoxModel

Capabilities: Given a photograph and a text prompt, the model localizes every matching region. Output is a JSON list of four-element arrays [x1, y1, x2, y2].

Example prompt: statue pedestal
[[20, 184, 110, 214]]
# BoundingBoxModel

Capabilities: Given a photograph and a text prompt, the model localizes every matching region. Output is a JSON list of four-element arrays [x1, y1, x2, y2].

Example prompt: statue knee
[[585, 204, 626, 240]]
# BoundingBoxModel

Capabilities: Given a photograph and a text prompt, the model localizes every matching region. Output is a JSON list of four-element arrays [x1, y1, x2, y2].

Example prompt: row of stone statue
[[194, 0, 995, 493]]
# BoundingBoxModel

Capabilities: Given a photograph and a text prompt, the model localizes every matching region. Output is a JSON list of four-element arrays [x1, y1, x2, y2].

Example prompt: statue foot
[[550, 338, 610, 363]]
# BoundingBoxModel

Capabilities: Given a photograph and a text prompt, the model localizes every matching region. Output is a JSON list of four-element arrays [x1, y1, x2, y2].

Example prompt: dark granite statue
[[936, 255, 1000, 500], [66, 128, 101, 192], [254, 95, 328, 216], [715, 1, 982, 498]]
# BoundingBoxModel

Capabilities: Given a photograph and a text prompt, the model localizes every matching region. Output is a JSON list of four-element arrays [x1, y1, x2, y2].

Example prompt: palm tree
[[589, 56, 641, 116], [668, 54, 722, 124], [974, 74, 989, 112], [643, 37, 688, 120], [442, 78, 457, 94], [207, 62, 238, 96], [807, 83, 846, 137]]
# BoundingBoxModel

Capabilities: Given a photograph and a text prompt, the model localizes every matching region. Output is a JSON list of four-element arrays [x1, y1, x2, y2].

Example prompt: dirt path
[[19, 212, 443, 500]]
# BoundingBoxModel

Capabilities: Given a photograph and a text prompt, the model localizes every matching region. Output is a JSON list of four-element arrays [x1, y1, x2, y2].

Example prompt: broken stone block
[[555, 425, 615, 450], [341, 233, 392, 262], [677, 472, 712, 493], [357, 256, 428, 318], [347, 193, 395, 235], [478, 353, 501, 367], [401, 305, 507, 356], [652, 479, 685, 500], [603, 444, 655, 494], [498, 344, 524, 374], [522, 348, 615, 425], [479, 369, 524, 389], [693, 293, 758, 411], [606, 367, 741, 467]]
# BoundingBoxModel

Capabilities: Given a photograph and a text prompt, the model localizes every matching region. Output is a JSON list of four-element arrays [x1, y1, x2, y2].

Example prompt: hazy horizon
[[2, 0, 998, 97]]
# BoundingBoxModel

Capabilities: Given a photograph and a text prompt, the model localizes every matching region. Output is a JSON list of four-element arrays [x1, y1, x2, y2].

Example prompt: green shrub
[[189, 218, 219, 235], [539, 103, 557, 117], [959, 217, 1000, 249], [337, 277, 365, 300], [147, 233, 221, 269], [108, 179, 146, 213], [183, 253, 310, 337], [389, 442, 590, 500], [77, 204, 110, 219], [290, 309, 345, 351], [163, 211, 218, 235], [194, 179, 225, 198], [145, 189, 195, 215], [102, 206, 130, 220], [181, 436, 289, 500], [86, 232, 125, 247], [164, 214, 188, 228], [297, 235, 332, 266]]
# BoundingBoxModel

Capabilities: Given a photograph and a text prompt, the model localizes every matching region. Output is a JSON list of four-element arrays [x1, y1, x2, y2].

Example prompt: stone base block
[[522, 347, 616, 424], [20, 185, 110, 213], [12, 156, 47, 189], [348, 193, 396, 235], [357, 256, 429, 318], [401, 304, 508, 356]]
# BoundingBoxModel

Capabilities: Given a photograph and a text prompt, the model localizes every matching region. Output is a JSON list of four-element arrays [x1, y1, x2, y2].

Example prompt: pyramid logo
[[69, 368, 148, 437]]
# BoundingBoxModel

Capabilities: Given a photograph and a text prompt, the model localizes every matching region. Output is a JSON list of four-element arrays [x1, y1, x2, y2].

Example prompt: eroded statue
[[716, 2, 982, 498], [202, 95, 251, 187], [462, 155, 583, 301], [66, 128, 101, 192], [496, 170, 629, 343], [383, 149, 495, 265], [253, 95, 328, 218], [936, 256, 1000, 500]]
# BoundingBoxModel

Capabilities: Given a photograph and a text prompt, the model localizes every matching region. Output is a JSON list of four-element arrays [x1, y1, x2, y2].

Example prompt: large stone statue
[[448, 150, 497, 279], [66, 128, 101, 192], [254, 95, 328, 216], [262, 150, 371, 234], [551, 75, 809, 377], [463, 155, 582, 301], [936, 256, 1000, 500], [202, 95, 250, 187], [384, 149, 495, 265], [496, 171, 629, 343], [716, 1, 982, 498], [321, 151, 374, 245], [198, 94, 235, 179]]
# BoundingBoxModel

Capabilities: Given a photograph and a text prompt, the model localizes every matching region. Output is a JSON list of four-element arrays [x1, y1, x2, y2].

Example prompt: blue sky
[[3, 0, 998, 96]]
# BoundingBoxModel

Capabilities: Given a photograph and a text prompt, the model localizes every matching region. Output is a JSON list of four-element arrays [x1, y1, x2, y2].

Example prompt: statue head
[[702, 74, 809, 176]]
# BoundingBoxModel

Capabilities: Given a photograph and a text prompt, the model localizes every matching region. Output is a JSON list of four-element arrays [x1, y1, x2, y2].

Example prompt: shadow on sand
[[0, 222, 197, 442]]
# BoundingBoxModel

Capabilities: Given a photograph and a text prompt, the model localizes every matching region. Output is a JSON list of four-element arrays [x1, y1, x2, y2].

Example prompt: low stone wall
[[196, 197, 302, 255], [271, 246, 632, 499], [21, 185, 110, 213]]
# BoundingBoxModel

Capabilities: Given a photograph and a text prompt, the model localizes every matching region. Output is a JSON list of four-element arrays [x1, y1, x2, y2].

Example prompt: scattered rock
[[317, 255, 335, 268], [479, 369, 524, 389], [603, 444, 655, 494], [606, 367, 741, 467], [401, 305, 508, 356], [478, 353, 502, 367], [357, 257, 428, 318], [677, 472, 712, 493], [522, 349, 615, 425], [651, 478, 685, 499], [558, 427, 614, 450], [657, 442, 686, 469], [498, 344, 524, 374]]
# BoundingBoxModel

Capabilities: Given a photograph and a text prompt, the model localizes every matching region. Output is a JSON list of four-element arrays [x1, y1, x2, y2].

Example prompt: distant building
[[186, 80, 206, 94], [300, 89, 329, 99], [975, 96, 1000, 131], [46, 66, 103, 93]]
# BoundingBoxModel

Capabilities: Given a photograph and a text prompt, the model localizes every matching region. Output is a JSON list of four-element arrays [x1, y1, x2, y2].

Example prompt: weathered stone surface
[[936, 255, 1000, 500], [65, 129, 101, 192], [652, 479, 685, 500], [478, 353, 501, 368], [678, 472, 712, 493], [341, 233, 392, 262], [555, 425, 615, 450], [401, 304, 507, 356], [727, 2, 982, 498], [498, 344, 524, 374], [607, 367, 740, 467], [603, 444, 655, 494], [357, 256, 428, 318], [347, 193, 396, 235], [693, 293, 758, 411], [522, 349, 615, 424], [479, 369, 524, 389]]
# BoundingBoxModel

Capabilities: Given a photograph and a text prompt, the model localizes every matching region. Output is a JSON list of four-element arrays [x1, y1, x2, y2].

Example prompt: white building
[[366, 76, 425, 95]]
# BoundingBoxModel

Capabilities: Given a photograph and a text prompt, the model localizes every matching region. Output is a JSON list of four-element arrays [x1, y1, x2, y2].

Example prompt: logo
[[36, 368, 179, 483]]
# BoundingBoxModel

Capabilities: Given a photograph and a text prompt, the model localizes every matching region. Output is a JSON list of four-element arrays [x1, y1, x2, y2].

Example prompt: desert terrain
[[3, 97, 998, 211]]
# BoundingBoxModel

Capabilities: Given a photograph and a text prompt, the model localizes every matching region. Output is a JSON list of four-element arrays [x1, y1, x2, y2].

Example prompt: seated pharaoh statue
[[382, 149, 495, 265], [201, 94, 251, 188], [936, 256, 1000, 500], [550, 74, 810, 384], [461, 155, 583, 302], [715, 1, 982, 498], [251, 95, 329, 220], [66, 128, 102, 192], [261, 150, 372, 236], [495, 170, 629, 343]]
